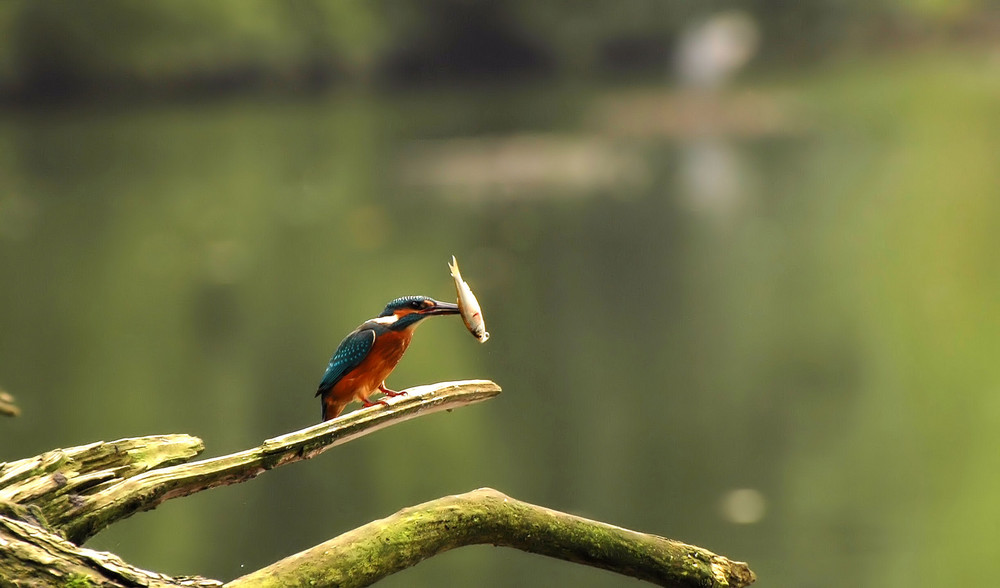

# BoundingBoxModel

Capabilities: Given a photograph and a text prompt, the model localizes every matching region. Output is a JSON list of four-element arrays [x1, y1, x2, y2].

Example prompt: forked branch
[[0, 380, 501, 544], [0, 379, 757, 587]]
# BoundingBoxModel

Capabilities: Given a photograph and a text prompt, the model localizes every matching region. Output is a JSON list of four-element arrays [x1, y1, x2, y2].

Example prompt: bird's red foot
[[361, 398, 390, 409], [378, 384, 407, 398]]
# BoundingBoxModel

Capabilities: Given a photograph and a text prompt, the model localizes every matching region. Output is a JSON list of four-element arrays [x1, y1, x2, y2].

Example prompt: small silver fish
[[448, 255, 489, 343]]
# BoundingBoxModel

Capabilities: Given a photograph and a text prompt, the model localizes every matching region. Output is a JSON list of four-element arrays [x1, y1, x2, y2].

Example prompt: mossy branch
[[0, 380, 500, 544], [0, 379, 757, 587], [0, 513, 221, 587], [227, 487, 755, 588]]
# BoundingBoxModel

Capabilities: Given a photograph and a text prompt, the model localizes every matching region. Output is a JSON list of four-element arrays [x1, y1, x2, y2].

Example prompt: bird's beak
[[423, 300, 460, 315]]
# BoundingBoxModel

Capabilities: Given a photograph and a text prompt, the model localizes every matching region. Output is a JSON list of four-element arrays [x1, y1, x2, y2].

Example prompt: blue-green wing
[[315, 328, 376, 396]]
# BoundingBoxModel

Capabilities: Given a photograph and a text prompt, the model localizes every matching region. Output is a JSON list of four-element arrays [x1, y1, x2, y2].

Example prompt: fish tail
[[448, 255, 461, 280]]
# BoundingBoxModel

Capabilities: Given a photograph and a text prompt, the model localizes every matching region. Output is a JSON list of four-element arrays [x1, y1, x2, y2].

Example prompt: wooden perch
[[0, 513, 222, 587], [0, 380, 501, 545], [0, 379, 756, 587], [0, 390, 19, 417], [228, 487, 756, 588]]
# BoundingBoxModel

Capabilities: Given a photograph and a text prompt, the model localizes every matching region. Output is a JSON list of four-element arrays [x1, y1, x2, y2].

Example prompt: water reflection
[[397, 134, 648, 196], [678, 136, 749, 220], [1, 59, 999, 588]]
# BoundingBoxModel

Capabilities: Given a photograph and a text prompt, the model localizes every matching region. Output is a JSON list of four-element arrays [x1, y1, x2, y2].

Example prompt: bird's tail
[[321, 393, 350, 422]]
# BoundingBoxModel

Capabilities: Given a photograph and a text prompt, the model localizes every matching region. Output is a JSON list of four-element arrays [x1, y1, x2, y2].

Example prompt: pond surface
[[1, 54, 998, 587]]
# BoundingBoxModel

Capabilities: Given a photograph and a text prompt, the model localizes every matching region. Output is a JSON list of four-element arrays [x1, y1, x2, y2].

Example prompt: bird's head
[[374, 295, 459, 329]]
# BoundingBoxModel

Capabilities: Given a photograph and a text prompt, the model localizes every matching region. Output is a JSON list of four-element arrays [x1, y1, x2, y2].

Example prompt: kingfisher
[[316, 295, 460, 421]]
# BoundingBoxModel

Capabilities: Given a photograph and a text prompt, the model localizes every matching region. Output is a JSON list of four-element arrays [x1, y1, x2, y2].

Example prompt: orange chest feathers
[[336, 328, 414, 394], [363, 329, 413, 377]]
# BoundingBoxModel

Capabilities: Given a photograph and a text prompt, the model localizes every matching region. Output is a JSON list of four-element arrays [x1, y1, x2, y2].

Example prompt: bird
[[316, 295, 460, 421]]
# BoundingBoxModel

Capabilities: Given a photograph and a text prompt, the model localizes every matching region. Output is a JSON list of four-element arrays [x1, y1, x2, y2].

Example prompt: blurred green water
[[1, 52, 999, 587]]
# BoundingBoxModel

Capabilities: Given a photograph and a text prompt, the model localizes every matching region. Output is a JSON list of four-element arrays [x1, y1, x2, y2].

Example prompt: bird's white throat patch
[[371, 314, 400, 325]]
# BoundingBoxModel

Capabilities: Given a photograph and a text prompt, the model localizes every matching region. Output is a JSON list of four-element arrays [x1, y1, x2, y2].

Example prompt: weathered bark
[[0, 513, 220, 587], [227, 488, 756, 588], [0, 380, 500, 545], [0, 379, 756, 587]]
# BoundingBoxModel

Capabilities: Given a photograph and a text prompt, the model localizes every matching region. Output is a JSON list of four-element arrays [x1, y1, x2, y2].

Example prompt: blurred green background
[[2, 1, 1000, 587]]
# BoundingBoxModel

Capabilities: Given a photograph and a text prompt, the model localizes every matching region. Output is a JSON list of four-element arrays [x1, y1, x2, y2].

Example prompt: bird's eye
[[410, 300, 423, 309]]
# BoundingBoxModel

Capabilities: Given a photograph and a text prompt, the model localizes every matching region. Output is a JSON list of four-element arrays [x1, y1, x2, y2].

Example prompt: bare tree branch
[[0, 513, 221, 587], [2, 380, 500, 544], [0, 379, 758, 587], [226, 488, 756, 588]]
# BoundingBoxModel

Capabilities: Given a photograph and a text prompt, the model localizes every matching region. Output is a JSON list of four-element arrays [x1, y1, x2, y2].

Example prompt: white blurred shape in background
[[676, 11, 760, 89], [720, 488, 767, 524], [674, 12, 760, 220]]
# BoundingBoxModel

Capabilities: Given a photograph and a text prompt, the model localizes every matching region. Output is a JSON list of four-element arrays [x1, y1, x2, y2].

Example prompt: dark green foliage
[[0, 0, 953, 100]]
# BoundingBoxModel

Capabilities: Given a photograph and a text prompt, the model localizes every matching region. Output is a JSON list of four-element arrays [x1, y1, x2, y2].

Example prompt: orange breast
[[329, 328, 413, 404]]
